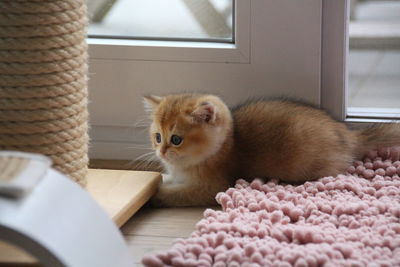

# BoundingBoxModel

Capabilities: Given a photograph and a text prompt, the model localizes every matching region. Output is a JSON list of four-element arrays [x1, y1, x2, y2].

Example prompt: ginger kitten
[[144, 94, 400, 207]]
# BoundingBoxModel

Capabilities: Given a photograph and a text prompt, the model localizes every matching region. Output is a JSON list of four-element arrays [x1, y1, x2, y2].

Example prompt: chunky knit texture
[[143, 147, 400, 266], [0, 0, 89, 185]]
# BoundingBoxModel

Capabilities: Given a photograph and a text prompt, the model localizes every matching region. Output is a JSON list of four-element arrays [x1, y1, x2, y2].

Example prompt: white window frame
[[320, 0, 348, 121], [88, 1, 250, 64]]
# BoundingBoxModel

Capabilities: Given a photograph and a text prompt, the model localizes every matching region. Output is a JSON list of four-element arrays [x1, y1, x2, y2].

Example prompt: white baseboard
[[89, 125, 152, 160]]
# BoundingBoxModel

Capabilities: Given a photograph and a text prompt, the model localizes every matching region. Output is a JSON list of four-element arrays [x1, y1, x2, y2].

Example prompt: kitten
[[143, 94, 400, 207]]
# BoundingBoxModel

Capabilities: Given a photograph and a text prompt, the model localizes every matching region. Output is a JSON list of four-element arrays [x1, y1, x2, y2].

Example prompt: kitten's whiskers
[[128, 151, 162, 171]]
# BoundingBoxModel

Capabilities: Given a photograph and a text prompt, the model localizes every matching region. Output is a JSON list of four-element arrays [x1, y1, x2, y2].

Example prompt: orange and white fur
[[144, 94, 400, 207]]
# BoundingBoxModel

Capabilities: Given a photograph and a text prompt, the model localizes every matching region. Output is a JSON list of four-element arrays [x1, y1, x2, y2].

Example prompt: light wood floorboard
[[122, 206, 217, 266]]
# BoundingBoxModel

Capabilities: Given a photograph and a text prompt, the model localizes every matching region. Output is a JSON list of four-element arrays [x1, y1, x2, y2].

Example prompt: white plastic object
[[0, 151, 132, 267]]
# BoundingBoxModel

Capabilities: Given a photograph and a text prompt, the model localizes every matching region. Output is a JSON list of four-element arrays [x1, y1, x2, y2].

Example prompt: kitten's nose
[[160, 145, 168, 155]]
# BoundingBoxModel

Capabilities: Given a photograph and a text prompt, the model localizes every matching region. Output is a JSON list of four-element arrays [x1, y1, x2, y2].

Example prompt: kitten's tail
[[356, 123, 400, 156]]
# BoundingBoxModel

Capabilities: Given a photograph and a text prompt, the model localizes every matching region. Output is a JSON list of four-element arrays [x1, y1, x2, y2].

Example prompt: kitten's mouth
[[159, 152, 180, 162]]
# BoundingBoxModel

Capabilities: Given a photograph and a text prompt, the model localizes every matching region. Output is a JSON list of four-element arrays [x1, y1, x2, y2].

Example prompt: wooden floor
[[122, 206, 217, 266]]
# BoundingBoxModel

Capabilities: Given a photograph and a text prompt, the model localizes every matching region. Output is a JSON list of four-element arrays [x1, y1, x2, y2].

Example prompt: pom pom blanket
[[143, 148, 400, 266]]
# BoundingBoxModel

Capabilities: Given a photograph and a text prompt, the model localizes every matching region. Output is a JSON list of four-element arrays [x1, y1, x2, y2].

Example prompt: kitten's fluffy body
[[144, 94, 400, 207]]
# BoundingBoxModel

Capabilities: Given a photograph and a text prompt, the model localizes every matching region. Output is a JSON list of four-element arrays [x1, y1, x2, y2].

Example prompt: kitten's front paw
[[149, 186, 170, 207]]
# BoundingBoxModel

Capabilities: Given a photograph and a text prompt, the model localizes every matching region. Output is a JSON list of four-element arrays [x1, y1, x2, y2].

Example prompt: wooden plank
[[86, 169, 161, 227]]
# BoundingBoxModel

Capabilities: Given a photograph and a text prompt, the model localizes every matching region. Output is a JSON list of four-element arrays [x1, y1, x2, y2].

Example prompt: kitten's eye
[[155, 133, 161, 143], [171, 135, 183, 146]]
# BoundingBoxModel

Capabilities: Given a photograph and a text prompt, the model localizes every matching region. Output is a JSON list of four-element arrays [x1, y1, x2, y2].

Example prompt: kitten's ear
[[191, 102, 217, 123], [143, 95, 162, 111]]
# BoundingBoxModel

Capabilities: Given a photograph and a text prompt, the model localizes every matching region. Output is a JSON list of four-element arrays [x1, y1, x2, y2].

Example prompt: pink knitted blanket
[[143, 148, 400, 266]]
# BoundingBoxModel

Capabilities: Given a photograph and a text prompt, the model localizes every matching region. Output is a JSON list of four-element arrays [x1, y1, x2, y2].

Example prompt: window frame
[[320, 0, 348, 121], [88, 1, 250, 63]]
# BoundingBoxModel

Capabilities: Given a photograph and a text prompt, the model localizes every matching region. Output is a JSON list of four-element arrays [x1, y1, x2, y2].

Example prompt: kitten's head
[[143, 94, 232, 168]]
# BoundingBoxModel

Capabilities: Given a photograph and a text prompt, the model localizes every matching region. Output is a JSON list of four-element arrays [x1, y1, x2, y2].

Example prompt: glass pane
[[348, 0, 400, 118], [87, 0, 233, 42]]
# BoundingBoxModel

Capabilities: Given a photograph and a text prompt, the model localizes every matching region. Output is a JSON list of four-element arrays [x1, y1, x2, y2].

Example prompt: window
[[347, 0, 400, 120], [87, 0, 233, 42], [87, 0, 247, 63]]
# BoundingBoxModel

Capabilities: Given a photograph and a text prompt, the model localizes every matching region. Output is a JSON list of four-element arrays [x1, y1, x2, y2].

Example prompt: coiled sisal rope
[[0, 0, 89, 185]]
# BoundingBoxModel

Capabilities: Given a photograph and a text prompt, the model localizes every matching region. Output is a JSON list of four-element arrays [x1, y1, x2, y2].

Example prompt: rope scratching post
[[0, 0, 89, 185]]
